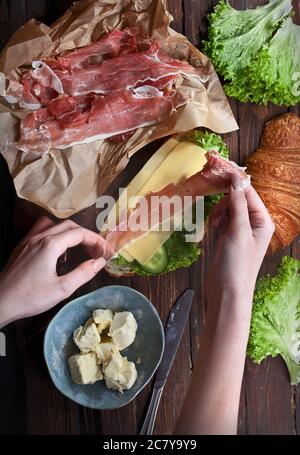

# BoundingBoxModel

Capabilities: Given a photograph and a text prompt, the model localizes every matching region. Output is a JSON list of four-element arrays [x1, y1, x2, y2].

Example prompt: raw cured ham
[[105, 151, 250, 252], [18, 88, 186, 152], [5, 75, 41, 109], [43, 40, 196, 96], [55, 28, 141, 70], [3, 27, 199, 152], [18, 32, 196, 99]]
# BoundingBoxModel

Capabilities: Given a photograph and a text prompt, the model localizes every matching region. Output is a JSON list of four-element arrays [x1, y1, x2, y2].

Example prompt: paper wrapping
[[0, 0, 238, 218]]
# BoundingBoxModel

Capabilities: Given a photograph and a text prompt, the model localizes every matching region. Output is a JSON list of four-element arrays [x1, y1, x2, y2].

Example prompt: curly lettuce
[[189, 131, 229, 217], [226, 17, 300, 105], [112, 231, 201, 276], [248, 256, 300, 385], [204, 0, 300, 106]]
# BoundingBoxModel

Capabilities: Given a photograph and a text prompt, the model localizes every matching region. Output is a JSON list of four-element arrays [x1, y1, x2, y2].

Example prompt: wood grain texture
[[0, 0, 299, 435]]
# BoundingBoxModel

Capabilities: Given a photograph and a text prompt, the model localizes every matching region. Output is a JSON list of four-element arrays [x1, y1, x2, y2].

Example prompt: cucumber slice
[[140, 245, 168, 274]]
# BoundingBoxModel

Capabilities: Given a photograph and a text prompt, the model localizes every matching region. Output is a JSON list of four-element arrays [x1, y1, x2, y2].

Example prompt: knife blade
[[140, 288, 194, 435], [155, 288, 194, 385]]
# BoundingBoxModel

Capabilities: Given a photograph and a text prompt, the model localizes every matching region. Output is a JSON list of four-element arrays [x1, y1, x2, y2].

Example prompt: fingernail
[[231, 174, 244, 192], [92, 257, 106, 271]]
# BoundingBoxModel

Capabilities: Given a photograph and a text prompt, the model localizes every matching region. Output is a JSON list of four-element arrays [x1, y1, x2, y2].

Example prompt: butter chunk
[[68, 352, 103, 385], [73, 321, 101, 353], [93, 309, 113, 333], [95, 341, 118, 365], [108, 311, 137, 350], [103, 352, 137, 392]]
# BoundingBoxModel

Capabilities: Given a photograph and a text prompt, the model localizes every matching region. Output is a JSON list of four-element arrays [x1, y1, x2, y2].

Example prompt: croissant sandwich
[[99, 134, 250, 277], [247, 113, 300, 253]]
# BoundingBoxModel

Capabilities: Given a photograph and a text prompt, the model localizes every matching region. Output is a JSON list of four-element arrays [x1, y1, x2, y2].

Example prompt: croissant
[[246, 113, 300, 253]]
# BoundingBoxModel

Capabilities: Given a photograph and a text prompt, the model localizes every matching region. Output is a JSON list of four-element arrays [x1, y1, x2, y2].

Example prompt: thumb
[[58, 257, 106, 298], [228, 175, 250, 231]]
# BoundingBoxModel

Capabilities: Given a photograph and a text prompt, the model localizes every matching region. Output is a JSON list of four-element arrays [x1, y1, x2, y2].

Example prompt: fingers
[[50, 226, 112, 259], [32, 219, 78, 239], [58, 257, 106, 298], [27, 219, 114, 259], [228, 176, 250, 232], [25, 216, 55, 238], [208, 196, 231, 238], [209, 196, 228, 229], [244, 185, 275, 231]]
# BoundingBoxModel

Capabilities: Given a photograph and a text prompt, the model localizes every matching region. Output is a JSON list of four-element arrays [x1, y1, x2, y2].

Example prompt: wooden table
[[0, 0, 299, 435]]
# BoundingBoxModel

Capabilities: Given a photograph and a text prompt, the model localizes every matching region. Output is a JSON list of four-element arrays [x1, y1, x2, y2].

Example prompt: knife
[[139, 288, 195, 435]]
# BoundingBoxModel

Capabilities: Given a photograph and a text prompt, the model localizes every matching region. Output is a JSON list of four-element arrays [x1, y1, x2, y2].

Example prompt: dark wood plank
[[0, 155, 27, 435], [0, 0, 299, 436], [168, 0, 184, 35], [292, 240, 300, 435]]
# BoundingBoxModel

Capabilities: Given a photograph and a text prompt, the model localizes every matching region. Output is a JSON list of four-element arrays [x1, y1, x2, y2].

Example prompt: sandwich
[[100, 131, 250, 277]]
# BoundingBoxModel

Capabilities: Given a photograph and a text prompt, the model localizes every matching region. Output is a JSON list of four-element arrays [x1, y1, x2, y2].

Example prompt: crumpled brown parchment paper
[[0, 0, 238, 218]]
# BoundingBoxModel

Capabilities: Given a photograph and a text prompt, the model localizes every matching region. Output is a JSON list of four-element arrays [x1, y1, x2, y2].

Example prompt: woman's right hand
[[206, 176, 275, 308]]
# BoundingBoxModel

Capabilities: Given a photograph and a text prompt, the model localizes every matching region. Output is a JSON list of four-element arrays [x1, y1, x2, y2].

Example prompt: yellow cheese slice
[[104, 138, 179, 232], [122, 142, 207, 264], [121, 231, 171, 264], [119, 249, 135, 262], [137, 141, 207, 197]]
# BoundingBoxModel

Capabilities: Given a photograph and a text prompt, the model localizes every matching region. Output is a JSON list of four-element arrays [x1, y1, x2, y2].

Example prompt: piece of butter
[[68, 352, 103, 385], [95, 341, 118, 365], [93, 308, 113, 333], [108, 312, 137, 350], [103, 352, 137, 392], [73, 320, 101, 353]]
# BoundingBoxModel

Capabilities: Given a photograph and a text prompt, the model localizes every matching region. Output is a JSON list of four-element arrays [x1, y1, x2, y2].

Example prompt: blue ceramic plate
[[44, 285, 164, 409]]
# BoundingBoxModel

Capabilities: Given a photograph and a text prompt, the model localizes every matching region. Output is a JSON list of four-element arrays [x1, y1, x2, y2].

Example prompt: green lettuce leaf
[[191, 130, 229, 159], [248, 256, 300, 384], [226, 17, 300, 105], [112, 231, 201, 276], [203, 0, 299, 106]]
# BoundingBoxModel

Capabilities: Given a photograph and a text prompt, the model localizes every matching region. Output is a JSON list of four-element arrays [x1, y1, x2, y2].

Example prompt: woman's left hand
[[0, 217, 111, 327]]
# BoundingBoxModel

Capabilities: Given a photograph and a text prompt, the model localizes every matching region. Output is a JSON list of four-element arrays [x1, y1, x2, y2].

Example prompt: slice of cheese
[[122, 142, 207, 264], [120, 231, 171, 264], [104, 138, 179, 232], [104, 140, 207, 265], [137, 141, 207, 197]]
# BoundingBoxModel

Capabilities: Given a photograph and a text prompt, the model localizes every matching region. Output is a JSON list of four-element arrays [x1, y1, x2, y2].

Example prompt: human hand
[[206, 175, 275, 309], [177, 176, 274, 436], [0, 217, 113, 328]]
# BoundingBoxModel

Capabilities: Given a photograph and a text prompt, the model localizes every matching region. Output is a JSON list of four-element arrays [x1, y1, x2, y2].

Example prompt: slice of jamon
[[29, 61, 64, 94], [18, 88, 186, 152], [6, 28, 195, 108], [105, 151, 250, 252], [50, 44, 196, 96], [53, 28, 145, 70], [46, 93, 95, 127], [5, 71, 58, 108], [31, 82, 58, 105], [5, 76, 41, 109]]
